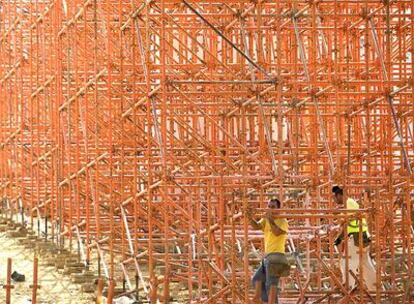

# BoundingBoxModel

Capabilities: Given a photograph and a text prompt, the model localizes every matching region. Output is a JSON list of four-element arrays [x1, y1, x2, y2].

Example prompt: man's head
[[332, 186, 344, 205], [268, 198, 281, 210]]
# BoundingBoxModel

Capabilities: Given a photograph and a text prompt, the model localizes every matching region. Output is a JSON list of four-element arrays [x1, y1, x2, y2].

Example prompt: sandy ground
[[0, 232, 95, 304]]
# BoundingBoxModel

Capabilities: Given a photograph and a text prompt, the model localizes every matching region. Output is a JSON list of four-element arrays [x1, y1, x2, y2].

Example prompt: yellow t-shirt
[[258, 218, 288, 254], [346, 198, 368, 234]]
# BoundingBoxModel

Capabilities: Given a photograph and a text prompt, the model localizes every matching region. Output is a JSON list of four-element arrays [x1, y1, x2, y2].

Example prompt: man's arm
[[334, 227, 345, 246], [247, 209, 262, 230]]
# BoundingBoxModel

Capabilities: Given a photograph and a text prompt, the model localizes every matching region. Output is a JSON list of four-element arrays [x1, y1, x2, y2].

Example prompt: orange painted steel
[[31, 256, 39, 304], [1, 0, 414, 303], [5, 258, 13, 304]]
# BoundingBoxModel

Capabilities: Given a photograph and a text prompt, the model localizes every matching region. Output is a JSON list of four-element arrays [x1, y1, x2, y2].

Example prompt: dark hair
[[269, 198, 281, 208], [332, 186, 343, 195]]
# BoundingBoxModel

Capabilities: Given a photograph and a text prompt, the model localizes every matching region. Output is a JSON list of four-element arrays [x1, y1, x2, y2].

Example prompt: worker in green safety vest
[[332, 186, 376, 291]]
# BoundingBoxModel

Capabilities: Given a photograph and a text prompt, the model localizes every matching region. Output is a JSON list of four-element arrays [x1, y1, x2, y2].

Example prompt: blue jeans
[[252, 254, 280, 303]]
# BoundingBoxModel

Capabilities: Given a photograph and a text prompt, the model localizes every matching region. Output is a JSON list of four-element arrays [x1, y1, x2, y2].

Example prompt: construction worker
[[332, 186, 376, 291], [247, 198, 290, 304]]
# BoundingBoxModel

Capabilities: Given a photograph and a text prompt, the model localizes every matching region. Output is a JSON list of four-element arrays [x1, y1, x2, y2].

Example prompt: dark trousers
[[252, 253, 282, 303]]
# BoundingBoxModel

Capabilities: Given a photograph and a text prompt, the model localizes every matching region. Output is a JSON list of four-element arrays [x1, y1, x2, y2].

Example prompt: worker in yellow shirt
[[247, 198, 289, 304], [332, 186, 376, 291]]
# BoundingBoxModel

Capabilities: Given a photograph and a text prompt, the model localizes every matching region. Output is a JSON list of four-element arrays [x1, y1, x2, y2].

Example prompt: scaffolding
[[0, 0, 413, 303]]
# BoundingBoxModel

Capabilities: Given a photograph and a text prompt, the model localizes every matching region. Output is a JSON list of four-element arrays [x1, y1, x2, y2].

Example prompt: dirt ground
[[0, 231, 95, 304]]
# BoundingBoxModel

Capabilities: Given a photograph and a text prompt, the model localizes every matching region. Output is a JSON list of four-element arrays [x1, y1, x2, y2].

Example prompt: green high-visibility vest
[[346, 198, 368, 234]]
